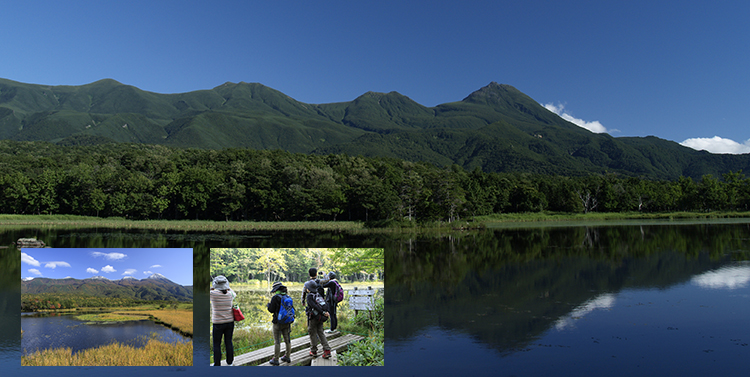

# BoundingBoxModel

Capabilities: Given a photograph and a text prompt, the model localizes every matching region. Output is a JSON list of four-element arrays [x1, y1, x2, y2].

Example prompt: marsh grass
[[21, 337, 193, 366], [75, 313, 149, 322], [114, 309, 193, 336], [0, 214, 364, 231]]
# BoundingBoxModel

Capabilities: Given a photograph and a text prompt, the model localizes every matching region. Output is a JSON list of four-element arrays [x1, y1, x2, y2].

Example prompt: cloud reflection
[[691, 264, 750, 289], [555, 293, 616, 330]]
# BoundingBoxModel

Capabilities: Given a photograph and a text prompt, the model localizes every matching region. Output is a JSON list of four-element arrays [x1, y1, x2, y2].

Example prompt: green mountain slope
[[2, 78, 749, 180], [21, 276, 193, 302]]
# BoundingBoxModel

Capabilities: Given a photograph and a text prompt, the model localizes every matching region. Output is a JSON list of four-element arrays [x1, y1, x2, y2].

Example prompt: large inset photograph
[[209, 247, 383, 366], [20, 248, 193, 366]]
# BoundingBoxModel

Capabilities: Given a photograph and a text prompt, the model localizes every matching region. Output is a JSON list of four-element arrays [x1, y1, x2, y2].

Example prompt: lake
[[2, 220, 750, 376], [21, 313, 190, 355]]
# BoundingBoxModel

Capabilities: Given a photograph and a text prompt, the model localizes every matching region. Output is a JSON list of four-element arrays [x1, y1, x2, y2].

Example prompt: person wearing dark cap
[[321, 271, 342, 333], [267, 282, 293, 365], [304, 279, 331, 359], [210, 275, 236, 366]]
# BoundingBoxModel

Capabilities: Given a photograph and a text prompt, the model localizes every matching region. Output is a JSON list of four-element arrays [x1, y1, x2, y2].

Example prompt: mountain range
[[21, 274, 193, 302], [1, 77, 748, 180]]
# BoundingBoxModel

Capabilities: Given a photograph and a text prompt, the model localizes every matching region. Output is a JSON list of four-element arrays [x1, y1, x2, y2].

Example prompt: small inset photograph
[[209, 248, 383, 366], [20, 248, 193, 366]]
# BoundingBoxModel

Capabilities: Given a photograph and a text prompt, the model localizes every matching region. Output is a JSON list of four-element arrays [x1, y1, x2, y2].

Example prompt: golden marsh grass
[[21, 338, 193, 366], [114, 309, 193, 336]]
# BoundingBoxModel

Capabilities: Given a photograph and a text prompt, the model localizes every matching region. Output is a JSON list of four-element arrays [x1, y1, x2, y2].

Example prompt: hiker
[[304, 279, 331, 359], [301, 267, 325, 306], [267, 282, 294, 365], [210, 275, 236, 366], [321, 272, 342, 333]]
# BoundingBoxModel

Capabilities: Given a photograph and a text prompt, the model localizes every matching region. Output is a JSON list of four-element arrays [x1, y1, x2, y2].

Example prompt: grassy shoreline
[[4, 212, 750, 233], [21, 338, 193, 366]]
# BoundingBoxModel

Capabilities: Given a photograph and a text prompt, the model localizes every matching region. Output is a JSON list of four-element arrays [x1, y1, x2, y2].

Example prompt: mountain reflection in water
[[386, 223, 750, 375]]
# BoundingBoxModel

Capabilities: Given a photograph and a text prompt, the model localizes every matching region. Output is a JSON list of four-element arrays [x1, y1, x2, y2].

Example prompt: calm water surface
[[2, 220, 750, 376], [21, 314, 190, 355]]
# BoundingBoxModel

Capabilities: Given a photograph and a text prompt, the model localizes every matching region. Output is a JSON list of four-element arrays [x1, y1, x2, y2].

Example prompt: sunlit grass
[[75, 313, 149, 322], [0, 214, 364, 231], [21, 338, 193, 366], [114, 309, 193, 336]]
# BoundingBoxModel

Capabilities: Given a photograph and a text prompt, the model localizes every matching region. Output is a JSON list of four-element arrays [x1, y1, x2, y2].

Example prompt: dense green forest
[[20, 293, 171, 311], [210, 248, 384, 284], [1, 140, 749, 222]]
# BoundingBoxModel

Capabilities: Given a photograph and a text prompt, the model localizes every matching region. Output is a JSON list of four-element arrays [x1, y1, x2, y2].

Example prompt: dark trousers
[[327, 300, 338, 331], [308, 315, 330, 352], [272, 322, 291, 359], [213, 321, 234, 366]]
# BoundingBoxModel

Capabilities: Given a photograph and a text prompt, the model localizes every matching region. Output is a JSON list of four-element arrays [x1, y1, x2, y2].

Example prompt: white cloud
[[22, 277, 34, 282], [86, 267, 99, 274], [555, 293, 616, 330], [91, 251, 127, 260], [101, 265, 116, 273], [44, 261, 71, 269], [21, 252, 41, 266], [150, 264, 162, 268], [122, 269, 137, 276], [692, 264, 750, 289], [143, 271, 153, 276], [544, 103, 614, 134], [28, 269, 42, 276], [680, 136, 750, 154]]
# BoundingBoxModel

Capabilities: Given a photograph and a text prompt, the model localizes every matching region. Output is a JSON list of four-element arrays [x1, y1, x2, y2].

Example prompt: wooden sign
[[348, 287, 376, 311]]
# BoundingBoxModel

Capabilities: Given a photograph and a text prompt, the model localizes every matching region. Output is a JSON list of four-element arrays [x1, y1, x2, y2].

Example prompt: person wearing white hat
[[211, 276, 236, 366]]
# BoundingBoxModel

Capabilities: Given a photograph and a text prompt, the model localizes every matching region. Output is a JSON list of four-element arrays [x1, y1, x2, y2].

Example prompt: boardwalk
[[218, 330, 363, 366]]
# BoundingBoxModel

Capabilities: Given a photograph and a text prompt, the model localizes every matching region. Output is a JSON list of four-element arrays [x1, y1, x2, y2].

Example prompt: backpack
[[308, 291, 329, 321], [277, 294, 295, 324], [332, 280, 344, 303]]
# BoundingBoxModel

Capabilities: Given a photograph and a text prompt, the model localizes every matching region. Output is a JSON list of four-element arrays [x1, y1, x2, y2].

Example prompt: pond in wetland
[[21, 312, 190, 355], [2, 220, 750, 376]]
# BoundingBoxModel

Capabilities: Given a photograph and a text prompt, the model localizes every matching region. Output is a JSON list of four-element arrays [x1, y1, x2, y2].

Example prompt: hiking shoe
[[269, 358, 280, 366], [322, 350, 331, 359], [309, 350, 318, 358], [281, 355, 291, 363]]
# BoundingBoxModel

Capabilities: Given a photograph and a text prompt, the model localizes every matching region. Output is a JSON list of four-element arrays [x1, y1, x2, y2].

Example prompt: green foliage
[[1, 139, 750, 222], [3, 78, 750, 180], [339, 296, 385, 366]]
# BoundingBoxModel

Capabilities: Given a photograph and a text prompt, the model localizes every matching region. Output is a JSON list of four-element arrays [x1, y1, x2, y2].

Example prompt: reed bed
[[0, 214, 364, 231], [21, 338, 193, 366], [116, 309, 193, 336], [75, 312, 150, 322]]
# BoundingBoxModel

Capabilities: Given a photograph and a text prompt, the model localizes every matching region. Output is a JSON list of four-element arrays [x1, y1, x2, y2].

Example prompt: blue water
[[388, 264, 750, 376], [21, 314, 190, 355]]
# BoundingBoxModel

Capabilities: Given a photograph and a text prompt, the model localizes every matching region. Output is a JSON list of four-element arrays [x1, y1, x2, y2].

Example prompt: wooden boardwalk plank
[[257, 334, 362, 366], [219, 330, 362, 366], [311, 349, 338, 366]]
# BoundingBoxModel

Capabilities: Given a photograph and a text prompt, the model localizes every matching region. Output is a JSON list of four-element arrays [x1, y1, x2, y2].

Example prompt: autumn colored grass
[[21, 338, 192, 366], [114, 309, 193, 336], [75, 312, 149, 322]]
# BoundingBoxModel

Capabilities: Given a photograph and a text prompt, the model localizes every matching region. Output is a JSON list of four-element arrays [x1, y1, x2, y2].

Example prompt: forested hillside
[[2, 78, 749, 180], [1, 141, 748, 222], [21, 276, 193, 302]]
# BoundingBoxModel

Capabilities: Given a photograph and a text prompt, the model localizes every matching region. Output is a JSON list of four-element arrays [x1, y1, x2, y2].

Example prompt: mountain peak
[[146, 273, 170, 281], [87, 276, 110, 280]]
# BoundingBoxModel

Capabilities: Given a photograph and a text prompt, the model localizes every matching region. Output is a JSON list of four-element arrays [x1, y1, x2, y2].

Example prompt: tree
[[331, 248, 385, 281]]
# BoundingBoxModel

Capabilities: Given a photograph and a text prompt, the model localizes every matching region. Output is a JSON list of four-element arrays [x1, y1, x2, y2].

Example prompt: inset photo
[[20, 248, 193, 366], [209, 248, 383, 366]]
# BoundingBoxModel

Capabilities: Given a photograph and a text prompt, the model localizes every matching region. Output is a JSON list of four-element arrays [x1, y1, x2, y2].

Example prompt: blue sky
[[20, 248, 193, 286], [2, 1, 749, 153]]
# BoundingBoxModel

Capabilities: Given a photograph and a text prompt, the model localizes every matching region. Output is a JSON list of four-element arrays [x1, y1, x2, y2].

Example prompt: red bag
[[232, 305, 245, 321]]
